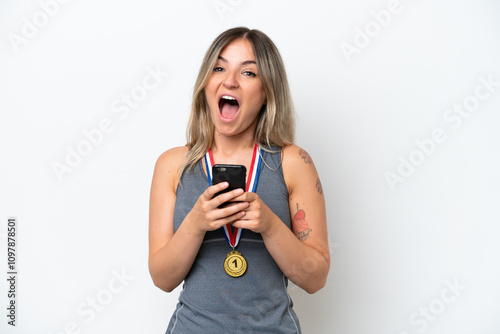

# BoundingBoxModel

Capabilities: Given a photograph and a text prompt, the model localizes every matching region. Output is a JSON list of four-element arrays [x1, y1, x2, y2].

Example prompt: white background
[[1, 0, 500, 333]]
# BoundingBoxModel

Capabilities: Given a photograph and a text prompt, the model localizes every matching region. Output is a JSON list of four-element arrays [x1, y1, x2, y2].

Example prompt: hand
[[231, 192, 278, 235], [186, 182, 249, 235]]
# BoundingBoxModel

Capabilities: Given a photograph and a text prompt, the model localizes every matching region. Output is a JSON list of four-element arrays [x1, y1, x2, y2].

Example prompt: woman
[[149, 27, 330, 333]]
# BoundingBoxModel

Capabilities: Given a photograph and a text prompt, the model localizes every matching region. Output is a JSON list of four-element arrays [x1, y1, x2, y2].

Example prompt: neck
[[211, 131, 256, 164]]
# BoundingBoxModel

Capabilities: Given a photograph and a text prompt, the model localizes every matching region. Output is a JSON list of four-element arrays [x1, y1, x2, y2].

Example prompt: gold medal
[[206, 144, 261, 278], [223, 250, 247, 277]]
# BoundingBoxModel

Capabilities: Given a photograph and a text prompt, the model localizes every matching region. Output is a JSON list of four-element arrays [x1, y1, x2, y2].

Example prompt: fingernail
[[237, 188, 243, 194]]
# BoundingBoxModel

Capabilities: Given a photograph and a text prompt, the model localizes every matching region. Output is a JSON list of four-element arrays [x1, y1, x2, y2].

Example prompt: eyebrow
[[218, 56, 256, 66]]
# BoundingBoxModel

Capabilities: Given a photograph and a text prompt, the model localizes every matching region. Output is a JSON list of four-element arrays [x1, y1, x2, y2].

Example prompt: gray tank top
[[166, 147, 302, 334]]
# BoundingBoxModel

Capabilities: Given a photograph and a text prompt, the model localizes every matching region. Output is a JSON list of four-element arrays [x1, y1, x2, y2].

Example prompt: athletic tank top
[[166, 147, 302, 334]]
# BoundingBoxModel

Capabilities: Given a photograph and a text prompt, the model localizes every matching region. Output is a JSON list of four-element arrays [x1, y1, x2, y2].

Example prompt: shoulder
[[281, 145, 319, 193], [282, 144, 316, 169], [152, 146, 189, 192], [155, 146, 189, 168]]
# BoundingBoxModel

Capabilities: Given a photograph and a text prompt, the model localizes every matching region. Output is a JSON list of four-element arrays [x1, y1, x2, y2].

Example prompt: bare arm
[[148, 147, 249, 292], [231, 145, 330, 293]]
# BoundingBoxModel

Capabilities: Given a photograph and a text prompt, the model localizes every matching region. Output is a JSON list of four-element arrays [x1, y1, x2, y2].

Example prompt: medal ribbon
[[204, 143, 263, 248]]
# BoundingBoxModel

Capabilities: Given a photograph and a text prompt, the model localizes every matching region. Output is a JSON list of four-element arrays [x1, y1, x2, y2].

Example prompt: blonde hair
[[180, 27, 295, 175]]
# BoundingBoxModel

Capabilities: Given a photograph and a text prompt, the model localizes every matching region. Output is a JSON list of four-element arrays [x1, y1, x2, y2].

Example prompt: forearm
[[261, 216, 330, 294], [149, 216, 205, 292]]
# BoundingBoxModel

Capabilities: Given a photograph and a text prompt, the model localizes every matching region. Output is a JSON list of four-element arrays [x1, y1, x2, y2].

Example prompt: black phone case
[[212, 164, 246, 198]]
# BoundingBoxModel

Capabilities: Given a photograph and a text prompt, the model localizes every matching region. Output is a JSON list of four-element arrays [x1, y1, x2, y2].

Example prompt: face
[[205, 38, 266, 140]]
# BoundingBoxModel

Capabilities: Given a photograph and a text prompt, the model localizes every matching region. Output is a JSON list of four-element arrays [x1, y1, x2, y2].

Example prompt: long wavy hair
[[180, 27, 295, 175]]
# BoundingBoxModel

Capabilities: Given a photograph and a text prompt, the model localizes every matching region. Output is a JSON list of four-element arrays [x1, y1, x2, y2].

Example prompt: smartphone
[[212, 164, 246, 201]]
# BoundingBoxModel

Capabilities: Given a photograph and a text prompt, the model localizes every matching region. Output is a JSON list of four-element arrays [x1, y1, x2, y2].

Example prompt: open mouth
[[218, 95, 240, 120]]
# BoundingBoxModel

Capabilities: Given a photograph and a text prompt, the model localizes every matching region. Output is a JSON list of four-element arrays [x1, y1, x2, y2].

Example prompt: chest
[[173, 159, 291, 236]]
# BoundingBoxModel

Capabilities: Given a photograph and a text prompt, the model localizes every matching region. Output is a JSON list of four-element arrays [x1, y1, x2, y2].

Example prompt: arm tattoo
[[299, 149, 312, 165], [292, 203, 312, 241], [316, 178, 323, 195]]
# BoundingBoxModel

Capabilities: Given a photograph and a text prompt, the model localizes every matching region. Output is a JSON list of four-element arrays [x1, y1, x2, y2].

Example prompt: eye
[[213, 66, 224, 72], [243, 71, 257, 77]]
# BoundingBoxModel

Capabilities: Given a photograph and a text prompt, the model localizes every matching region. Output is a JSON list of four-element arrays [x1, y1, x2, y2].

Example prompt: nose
[[222, 70, 239, 89]]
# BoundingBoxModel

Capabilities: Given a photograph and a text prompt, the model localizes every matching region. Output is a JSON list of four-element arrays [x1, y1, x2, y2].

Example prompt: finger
[[203, 182, 229, 199], [213, 188, 245, 207], [216, 200, 248, 217], [231, 220, 243, 229], [230, 218, 253, 230], [232, 192, 256, 203], [214, 210, 247, 228]]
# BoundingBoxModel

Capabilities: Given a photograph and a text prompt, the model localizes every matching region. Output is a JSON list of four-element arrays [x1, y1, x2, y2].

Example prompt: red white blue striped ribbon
[[204, 143, 263, 248]]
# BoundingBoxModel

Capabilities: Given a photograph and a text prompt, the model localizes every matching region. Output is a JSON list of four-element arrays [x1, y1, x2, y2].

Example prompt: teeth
[[222, 95, 236, 100]]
